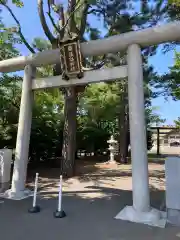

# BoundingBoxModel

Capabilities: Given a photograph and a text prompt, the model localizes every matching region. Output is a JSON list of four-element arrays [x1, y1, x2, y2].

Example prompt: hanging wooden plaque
[[58, 34, 84, 80]]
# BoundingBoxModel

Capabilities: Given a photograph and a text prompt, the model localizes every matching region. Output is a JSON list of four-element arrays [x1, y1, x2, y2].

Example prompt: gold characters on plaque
[[59, 34, 84, 80]]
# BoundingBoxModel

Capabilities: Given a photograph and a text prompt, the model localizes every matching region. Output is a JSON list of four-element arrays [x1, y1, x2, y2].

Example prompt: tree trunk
[[61, 87, 77, 177], [51, 42, 78, 177], [118, 81, 129, 164], [118, 111, 129, 164]]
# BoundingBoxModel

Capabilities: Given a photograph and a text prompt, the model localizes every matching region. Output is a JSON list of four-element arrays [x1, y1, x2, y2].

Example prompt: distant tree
[[155, 51, 180, 101], [175, 117, 180, 128]]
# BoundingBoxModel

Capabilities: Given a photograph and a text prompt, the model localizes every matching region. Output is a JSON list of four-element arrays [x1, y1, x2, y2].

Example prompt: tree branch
[[59, 5, 65, 28], [64, 0, 84, 34], [46, 0, 61, 35], [49, 1, 83, 39], [79, 1, 89, 39], [67, 0, 77, 32], [84, 54, 107, 71], [47, 12, 60, 34], [90, 54, 106, 70], [87, 8, 105, 16], [58, 5, 65, 38], [1, 2, 35, 53], [38, 0, 56, 43]]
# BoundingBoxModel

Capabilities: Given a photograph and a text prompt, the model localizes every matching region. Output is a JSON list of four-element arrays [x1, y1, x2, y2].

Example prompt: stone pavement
[[0, 186, 180, 240], [0, 162, 179, 240]]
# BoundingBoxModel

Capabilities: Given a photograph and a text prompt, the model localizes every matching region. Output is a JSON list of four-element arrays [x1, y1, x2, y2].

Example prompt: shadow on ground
[[27, 161, 165, 195], [0, 185, 180, 240], [4, 160, 175, 240], [27, 160, 165, 181]]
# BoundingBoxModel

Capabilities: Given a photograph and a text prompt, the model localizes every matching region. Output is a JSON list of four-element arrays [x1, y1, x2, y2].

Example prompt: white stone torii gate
[[0, 21, 180, 226]]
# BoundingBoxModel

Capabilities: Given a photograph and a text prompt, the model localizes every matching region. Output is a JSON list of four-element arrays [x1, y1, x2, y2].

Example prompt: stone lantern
[[107, 136, 117, 163]]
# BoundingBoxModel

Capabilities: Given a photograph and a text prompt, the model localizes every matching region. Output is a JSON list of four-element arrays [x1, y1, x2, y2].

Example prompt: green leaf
[[12, 0, 24, 7]]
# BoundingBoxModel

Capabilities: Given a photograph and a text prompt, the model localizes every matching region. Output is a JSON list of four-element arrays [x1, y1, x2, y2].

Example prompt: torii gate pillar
[[4, 65, 35, 200], [115, 44, 166, 227]]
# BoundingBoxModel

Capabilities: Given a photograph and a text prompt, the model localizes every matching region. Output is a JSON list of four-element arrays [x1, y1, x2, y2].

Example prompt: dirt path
[[28, 161, 165, 201]]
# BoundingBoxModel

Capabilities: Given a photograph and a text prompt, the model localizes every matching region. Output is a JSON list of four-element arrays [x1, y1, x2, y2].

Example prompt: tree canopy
[[0, 0, 178, 172]]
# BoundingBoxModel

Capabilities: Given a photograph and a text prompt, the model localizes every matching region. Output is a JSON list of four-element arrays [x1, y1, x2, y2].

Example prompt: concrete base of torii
[[115, 206, 167, 228], [1, 189, 33, 200]]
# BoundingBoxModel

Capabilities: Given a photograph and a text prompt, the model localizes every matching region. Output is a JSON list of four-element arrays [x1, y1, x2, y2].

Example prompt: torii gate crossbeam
[[1, 21, 180, 228]]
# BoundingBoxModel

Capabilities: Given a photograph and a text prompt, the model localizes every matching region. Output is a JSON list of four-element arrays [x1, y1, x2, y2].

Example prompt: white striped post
[[28, 173, 41, 213], [54, 175, 66, 218]]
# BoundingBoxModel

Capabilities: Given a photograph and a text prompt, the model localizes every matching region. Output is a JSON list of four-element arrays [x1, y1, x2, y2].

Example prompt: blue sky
[[1, 0, 180, 125]]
